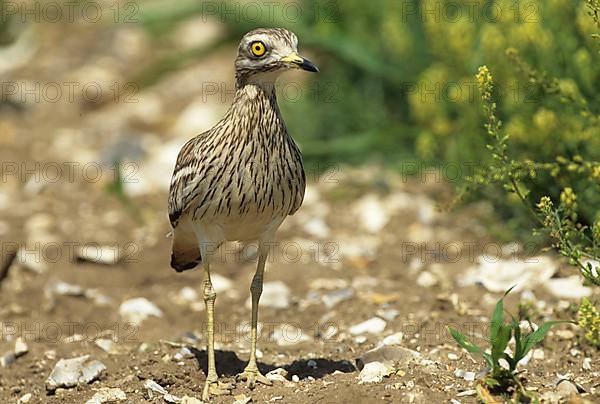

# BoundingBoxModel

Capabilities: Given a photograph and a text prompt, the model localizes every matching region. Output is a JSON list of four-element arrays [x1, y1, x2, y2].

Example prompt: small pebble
[[454, 369, 475, 381], [292, 375, 300, 382], [46, 355, 106, 392], [14, 337, 28, 357], [349, 317, 387, 335], [85, 387, 127, 404], [355, 335, 367, 344], [144, 379, 167, 396], [18, 393, 32, 403], [382, 332, 403, 346], [456, 389, 477, 397], [532, 349, 545, 360], [358, 361, 392, 384], [583, 358, 591, 370], [266, 368, 288, 383], [555, 329, 575, 340], [0, 352, 16, 367], [416, 271, 438, 288], [556, 380, 578, 397], [233, 394, 251, 404], [447, 353, 458, 361]]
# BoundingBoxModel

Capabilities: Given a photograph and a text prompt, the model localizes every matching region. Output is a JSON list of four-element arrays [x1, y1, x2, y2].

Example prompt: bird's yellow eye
[[250, 41, 266, 57]]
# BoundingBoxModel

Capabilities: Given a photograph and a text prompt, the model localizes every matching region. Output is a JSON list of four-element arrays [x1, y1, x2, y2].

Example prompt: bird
[[167, 28, 318, 401]]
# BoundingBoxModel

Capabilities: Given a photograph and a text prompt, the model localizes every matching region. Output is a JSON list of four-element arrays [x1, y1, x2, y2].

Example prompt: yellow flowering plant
[[465, 0, 600, 349]]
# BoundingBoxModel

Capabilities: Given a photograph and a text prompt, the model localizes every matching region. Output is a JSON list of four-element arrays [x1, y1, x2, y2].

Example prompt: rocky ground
[[0, 3, 598, 403]]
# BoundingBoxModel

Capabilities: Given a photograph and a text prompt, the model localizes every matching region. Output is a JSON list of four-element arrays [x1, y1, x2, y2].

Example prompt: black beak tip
[[300, 59, 319, 73]]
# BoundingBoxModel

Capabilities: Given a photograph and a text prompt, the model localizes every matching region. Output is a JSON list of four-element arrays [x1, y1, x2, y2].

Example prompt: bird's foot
[[202, 378, 232, 401], [236, 366, 272, 389]]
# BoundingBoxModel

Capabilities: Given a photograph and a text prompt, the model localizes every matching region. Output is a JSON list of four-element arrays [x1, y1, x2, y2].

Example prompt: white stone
[[583, 357, 592, 370], [85, 388, 127, 404], [170, 287, 199, 305], [233, 394, 251, 404], [382, 332, 403, 346], [266, 368, 288, 383], [46, 355, 106, 392], [50, 280, 85, 297], [416, 271, 438, 288], [95, 339, 118, 355], [353, 194, 389, 233], [321, 288, 354, 309], [545, 276, 592, 299], [454, 369, 476, 381], [76, 245, 121, 265], [354, 335, 367, 344], [309, 278, 349, 290], [119, 298, 163, 325], [303, 217, 330, 238], [180, 397, 203, 404], [251, 281, 290, 310], [270, 324, 310, 346], [358, 361, 392, 384], [350, 317, 387, 335], [143, 379, 168, 396], [210, 274, 233, 293], [18, 393, 32, 403], [376, 308, 400, 321], [14, 337, 28, 357], [461, 256, 557, 292]]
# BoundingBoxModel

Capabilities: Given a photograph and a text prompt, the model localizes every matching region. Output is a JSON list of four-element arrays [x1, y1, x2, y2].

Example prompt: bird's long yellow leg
[[201, 262, 231, 401], [237, 244, 273, 388]]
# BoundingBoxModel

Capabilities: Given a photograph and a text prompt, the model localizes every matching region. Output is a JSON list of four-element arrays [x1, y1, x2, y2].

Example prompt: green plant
[[449, 288, 564, 400], [578, 297, 600, 347], [463, 62, 600, 287]]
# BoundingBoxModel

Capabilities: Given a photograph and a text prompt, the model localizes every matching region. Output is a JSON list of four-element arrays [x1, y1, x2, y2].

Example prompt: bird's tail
[[170, 225, 201, 272]]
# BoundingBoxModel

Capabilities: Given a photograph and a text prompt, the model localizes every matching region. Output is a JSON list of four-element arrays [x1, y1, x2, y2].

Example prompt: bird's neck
[[227, 82, 286, 136], [231, 82, 279, 113]]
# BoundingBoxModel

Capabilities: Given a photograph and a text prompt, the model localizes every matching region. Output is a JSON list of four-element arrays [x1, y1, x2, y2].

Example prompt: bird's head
[[235, 28, 318, 88]]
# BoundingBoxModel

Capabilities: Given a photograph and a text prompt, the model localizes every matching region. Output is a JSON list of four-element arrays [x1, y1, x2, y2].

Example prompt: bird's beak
[[281, 52, 319, 73]]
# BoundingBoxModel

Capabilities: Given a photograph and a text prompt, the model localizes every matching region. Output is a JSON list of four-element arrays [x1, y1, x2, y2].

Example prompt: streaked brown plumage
[[167, 28, 318, 400]]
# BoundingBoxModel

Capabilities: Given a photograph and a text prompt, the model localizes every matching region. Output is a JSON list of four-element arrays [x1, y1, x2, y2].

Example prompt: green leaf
[[488, 287, 518, 369], [448, 327, 493, 368], [512, 319, 524, 367], [491, 324, 512, 368], [490, 293, 505, 343], [520, 321, 570, 356]]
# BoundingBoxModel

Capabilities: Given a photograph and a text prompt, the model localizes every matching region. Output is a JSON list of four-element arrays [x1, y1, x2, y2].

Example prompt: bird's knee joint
[[203, 282, 217, 301], [250, 279, 263, 296]]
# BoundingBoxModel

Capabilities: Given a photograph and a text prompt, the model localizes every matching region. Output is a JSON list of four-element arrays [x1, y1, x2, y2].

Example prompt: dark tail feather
[[170, 253, 201, 272], [170, 224, 201, 272]]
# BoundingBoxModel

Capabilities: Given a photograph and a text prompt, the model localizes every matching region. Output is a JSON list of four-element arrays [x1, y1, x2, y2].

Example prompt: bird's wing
[[287, 139, 306, 216], [168, 133, 211, 228]]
